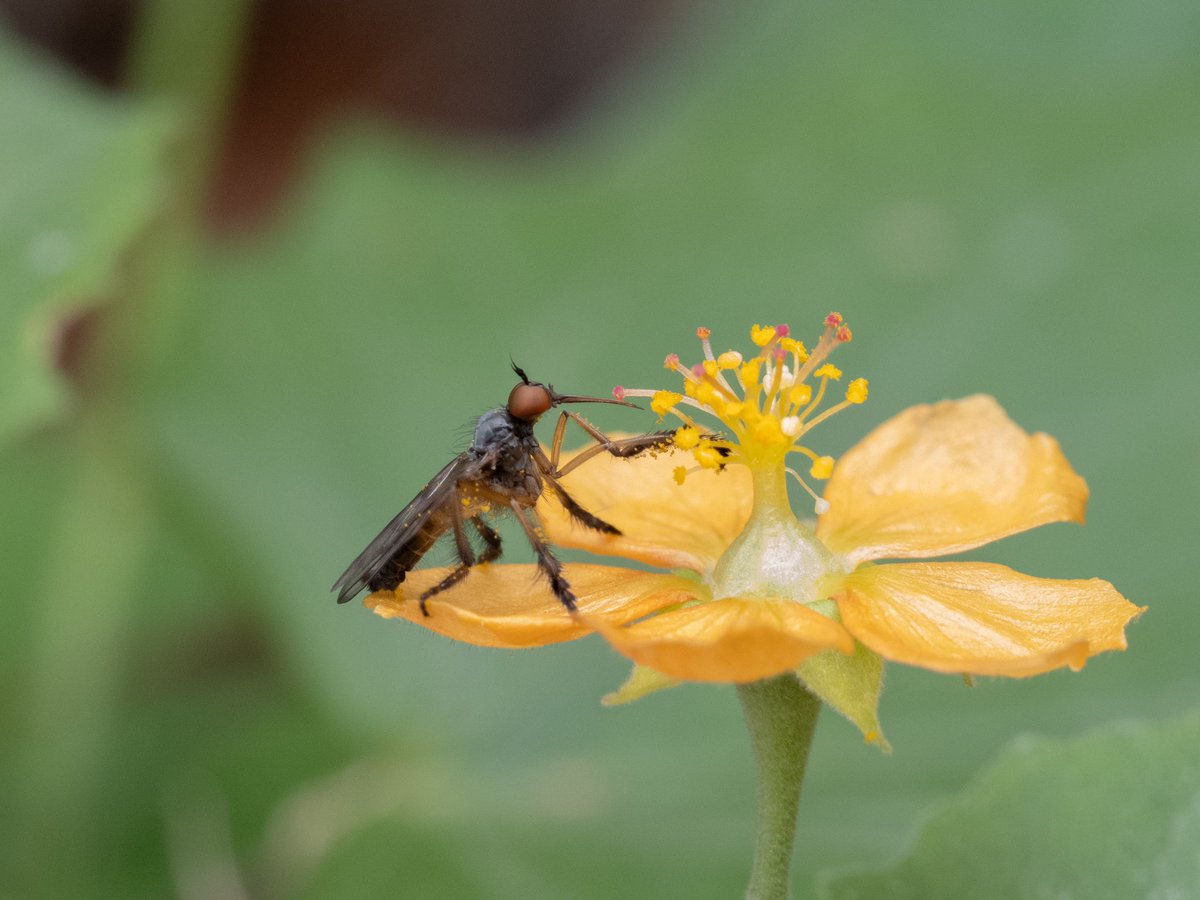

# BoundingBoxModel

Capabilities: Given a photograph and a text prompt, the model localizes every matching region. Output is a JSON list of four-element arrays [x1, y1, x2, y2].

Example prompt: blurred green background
[[2, 0, 1197, 896]]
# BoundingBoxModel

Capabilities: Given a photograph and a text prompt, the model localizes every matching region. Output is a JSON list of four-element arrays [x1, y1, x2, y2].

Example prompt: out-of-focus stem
[[22, 0, 254, 834]]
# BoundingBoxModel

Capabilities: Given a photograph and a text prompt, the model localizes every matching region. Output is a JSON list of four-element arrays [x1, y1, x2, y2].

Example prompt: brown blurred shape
[[1, 0, 678, 231]]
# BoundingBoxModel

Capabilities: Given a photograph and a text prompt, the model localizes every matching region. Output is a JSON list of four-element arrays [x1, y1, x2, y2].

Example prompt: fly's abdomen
[[367, 517, 445, 593]]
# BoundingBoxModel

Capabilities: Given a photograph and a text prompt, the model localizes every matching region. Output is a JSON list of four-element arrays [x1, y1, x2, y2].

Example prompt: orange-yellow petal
[[817, 395, 1088, 565], [836, 562, 1144, 677], [366, 564, 701, 648], [589, 598, 854, 683], [537, 437, 752, 573]]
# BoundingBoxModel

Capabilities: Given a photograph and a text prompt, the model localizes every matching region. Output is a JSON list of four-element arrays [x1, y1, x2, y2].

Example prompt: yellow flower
[[367, 316, 1143, 746]]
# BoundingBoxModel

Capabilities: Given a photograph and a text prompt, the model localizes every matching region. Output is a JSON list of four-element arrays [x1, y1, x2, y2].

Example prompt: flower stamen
[[640, 314, 866, 487]]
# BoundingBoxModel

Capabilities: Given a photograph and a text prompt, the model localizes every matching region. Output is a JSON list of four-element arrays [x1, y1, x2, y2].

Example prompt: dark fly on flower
[[332, 363, 678, 615]]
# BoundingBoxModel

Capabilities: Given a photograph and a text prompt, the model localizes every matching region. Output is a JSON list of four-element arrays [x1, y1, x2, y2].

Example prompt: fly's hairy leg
[[532, 446, 621, 535], [471, 517, 503, 563], [548, 478, 621, 534], [510, 499, 577, 611], [418, 492, 476, 616]]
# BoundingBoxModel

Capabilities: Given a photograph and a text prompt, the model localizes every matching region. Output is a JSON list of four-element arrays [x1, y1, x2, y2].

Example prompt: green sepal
[[797, 642, 891, 753], [602, 664, 681, 706]]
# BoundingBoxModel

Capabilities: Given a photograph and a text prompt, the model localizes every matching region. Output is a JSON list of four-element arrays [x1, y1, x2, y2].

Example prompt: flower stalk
[[738, 675, 822, 900]]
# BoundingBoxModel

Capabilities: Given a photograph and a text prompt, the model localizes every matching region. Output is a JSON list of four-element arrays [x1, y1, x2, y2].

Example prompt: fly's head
[[507, 361, 640, 422]]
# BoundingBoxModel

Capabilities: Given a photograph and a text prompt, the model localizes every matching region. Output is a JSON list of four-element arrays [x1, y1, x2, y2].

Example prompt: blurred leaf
[[820, 708, 1200, 899], [0, 26, 173, 441]]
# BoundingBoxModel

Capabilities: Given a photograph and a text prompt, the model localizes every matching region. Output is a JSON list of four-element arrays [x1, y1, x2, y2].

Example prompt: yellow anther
[[750, 324, 776, 347], [674, 426, 701, 450], [673, 466, 688, 485], [738, 361, 762, 389], [789, 383, 813, 406], [695, 382, 719, 407], [814, 364, 842, 380], [780, 337, 809, 361], [721, 400, 744, 419], [702, 359, 719, 377], [846, 378, 869, 404], [683, 380, 697, 398], [753, 417, 786, 445], [717, 350, 743, 369], [694, 445, 725, 469], [651, 390, 683, 416], [810, 456, 835, 479]]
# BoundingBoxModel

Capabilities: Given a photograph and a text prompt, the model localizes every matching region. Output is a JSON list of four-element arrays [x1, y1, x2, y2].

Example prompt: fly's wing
[[332, 454, 477, 604]]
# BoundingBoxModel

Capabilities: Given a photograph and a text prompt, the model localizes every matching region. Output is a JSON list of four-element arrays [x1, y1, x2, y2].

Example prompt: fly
[[332, 363, 678, 615]]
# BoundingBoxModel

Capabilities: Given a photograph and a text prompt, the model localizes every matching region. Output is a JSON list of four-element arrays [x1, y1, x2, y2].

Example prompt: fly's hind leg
[[471, 517, 503, 564], [418, 494, 476, 617], [510, 500, 576, 611]]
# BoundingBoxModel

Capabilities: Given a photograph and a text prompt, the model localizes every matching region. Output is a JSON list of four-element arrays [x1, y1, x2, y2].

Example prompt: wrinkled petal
[[588, 598, 854, 683], [836, 562, 1145, 677], [366, 564, 701, 648], [537, 436, 752, 573], [817, 395, 1088, 566]]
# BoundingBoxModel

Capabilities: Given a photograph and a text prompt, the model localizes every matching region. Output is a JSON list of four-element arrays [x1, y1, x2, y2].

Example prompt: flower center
[[615, 313, 868, 516], [615, 314, 868, 605], [709, 465, 842, 603]]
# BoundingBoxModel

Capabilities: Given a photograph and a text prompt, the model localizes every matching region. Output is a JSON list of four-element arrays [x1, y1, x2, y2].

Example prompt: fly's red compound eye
[[507, 383, 553, 420]]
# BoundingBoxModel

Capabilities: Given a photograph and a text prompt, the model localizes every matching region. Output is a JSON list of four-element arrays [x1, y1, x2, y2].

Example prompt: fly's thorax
[[468, 408, 543, 504], [471, 408, 514, 451]]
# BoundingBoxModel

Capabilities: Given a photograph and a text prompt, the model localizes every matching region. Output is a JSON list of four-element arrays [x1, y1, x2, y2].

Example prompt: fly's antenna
[[510, 360, 531, 384]]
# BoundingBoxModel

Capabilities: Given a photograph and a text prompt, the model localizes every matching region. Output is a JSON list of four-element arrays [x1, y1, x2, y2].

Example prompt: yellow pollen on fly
[[618, 316, 868, 506]]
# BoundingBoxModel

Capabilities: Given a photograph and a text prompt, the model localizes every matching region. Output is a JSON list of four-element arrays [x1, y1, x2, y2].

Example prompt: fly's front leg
[[510, 500, 576, 612], [418, 492, 476, 616], [554, 429, 677, 479], [549, 410, 571, 470], [549, 409, 675, 478]]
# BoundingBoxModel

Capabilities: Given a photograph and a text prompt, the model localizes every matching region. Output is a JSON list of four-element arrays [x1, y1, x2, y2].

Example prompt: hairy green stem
[[738, 674, 822, 900]]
